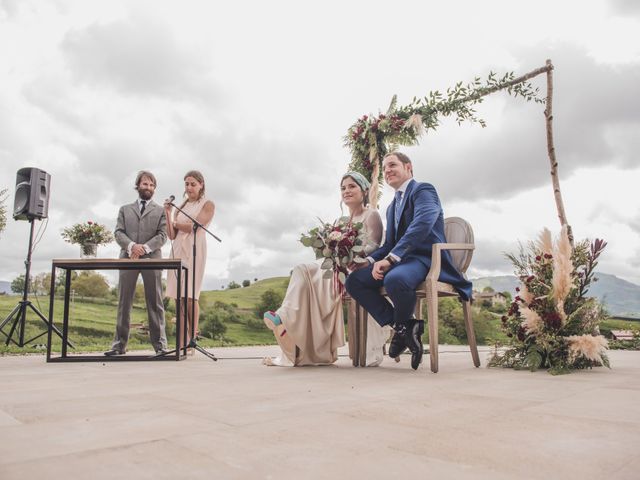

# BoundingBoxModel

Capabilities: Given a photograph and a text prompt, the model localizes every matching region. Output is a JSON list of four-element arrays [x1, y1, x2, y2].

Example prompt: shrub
[[246, 318, 268, 331], [255, 288, 283, 318], [421, 298, 502, 345], [199, 309, 228, 340]]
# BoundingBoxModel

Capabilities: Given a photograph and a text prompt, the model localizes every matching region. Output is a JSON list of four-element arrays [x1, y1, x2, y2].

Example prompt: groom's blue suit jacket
[[370, 179, 473, 301]]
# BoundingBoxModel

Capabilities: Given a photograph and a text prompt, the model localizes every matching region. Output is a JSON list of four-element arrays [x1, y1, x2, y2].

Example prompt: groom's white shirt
[[365, 177, 413, 265]]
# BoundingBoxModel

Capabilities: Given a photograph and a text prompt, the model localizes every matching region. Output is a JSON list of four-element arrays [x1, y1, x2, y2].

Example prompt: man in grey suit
[[105, 170, 169, 356]]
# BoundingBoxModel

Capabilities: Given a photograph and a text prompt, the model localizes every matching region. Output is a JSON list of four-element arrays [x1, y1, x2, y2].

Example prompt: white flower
[[328, 231, 343, 241]]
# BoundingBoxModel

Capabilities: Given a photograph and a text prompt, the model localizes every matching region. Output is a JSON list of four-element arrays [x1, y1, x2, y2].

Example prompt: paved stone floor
[[0, 345, 638, 479]]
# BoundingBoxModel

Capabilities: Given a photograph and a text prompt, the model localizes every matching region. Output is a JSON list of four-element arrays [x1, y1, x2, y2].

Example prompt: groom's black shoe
[[388, 328, 408, 358], [403, 320, 425, 370], [104, 349, 126, 357]]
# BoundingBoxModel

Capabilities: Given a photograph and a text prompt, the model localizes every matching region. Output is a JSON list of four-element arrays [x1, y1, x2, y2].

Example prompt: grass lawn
[[0, 277, 289, 355], [1, 276, 637, 355]]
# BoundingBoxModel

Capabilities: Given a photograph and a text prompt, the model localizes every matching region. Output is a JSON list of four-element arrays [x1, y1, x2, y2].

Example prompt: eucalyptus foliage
[[344, 71, 544, 182]]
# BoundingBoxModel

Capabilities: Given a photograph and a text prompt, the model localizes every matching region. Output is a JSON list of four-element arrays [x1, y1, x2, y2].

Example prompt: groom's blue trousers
[[345, 258, 428, 327]]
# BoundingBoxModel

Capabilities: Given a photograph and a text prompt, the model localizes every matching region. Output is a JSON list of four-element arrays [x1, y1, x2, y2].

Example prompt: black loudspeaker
[[13, 167, 51, 221]]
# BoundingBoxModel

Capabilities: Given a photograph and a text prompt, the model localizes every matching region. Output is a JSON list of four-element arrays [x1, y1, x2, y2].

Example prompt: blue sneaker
[[263, 310, 282, 329]]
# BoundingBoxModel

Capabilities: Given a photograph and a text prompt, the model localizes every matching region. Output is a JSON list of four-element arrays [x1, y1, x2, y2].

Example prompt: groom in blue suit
[[345, 152, 472, 370]]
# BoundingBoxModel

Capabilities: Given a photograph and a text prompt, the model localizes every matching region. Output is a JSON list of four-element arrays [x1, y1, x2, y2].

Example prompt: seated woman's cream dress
[[271, 208, 390, 366]]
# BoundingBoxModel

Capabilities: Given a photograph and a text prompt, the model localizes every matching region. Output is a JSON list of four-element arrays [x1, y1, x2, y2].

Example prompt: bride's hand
[[348, 260, 368, 272]]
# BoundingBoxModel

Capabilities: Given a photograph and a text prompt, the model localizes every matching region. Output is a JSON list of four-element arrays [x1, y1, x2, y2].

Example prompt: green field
[[0, 277, 290, 355], [1, 275, 638, 355]]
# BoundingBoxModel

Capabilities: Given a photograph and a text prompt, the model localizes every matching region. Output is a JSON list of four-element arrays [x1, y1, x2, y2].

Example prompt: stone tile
[[0, 346, 638, 479], [0, 410, 20, 426], [0, 438, 240, 480]]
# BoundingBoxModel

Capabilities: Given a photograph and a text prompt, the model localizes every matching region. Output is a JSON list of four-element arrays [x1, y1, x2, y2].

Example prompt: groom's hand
[[372, 259, 392, 280], [131, 244, 146, 259]]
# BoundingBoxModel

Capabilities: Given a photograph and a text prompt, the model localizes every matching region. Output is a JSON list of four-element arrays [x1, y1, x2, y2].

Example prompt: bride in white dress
[[263, 172, 391, 366]]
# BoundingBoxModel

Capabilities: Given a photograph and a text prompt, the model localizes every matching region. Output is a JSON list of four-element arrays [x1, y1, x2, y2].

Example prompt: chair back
[[444, 217, 474, 274]]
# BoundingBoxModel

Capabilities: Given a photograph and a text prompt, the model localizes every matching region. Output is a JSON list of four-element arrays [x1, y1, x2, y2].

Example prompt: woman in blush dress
[[164, 170, 215, 348], [263, 172, 390, 366]]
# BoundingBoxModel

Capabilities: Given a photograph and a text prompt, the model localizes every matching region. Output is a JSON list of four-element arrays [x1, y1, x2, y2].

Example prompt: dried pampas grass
[[405, 114, 424, 135], [521, 307, 543, 334], [552, 225, 574, 320], [537, 228, 553, 255], [519, 283, 534, 304], [368, 148, 379, 209], [567, 334, 608, 364]]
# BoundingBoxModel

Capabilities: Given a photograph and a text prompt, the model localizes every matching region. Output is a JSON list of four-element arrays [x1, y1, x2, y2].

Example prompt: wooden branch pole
[[365, 60, 572, 243], [464, 64, 553, 103], [543, 59, 573, 245]]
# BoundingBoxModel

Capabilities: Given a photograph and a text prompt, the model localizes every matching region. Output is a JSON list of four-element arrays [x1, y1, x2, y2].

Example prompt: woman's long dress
[[276, 208, 388, 366], [166, 198, 212, 300]]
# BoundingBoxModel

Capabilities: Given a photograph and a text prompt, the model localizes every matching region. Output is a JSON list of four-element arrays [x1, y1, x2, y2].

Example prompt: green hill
[[0, 277, 291, 354], [200, 277, 289, 311]]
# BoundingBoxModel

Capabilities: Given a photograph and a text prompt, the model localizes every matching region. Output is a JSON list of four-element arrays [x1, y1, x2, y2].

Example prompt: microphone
[[168, 195, 175, 203]]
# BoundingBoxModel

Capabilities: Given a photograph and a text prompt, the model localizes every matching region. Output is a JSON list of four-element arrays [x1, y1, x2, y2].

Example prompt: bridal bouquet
[[300, 217, 368, 295], [489, 227, 610, 375]]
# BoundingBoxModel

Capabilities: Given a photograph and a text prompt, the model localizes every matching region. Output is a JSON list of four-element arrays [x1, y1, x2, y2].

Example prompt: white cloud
[[1, 0, 639, 292]]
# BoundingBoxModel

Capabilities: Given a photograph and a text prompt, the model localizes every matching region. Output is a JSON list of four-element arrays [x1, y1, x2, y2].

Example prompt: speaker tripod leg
[[0, 302, 22, 332], [25, 302, 74, 348], [1, 302, 26, 346]]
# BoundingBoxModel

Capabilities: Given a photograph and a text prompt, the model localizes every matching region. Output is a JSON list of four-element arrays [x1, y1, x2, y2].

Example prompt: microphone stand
[[157, 200, 221, 362]]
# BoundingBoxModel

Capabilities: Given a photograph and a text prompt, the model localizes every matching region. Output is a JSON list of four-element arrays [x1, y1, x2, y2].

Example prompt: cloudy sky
[[1, 0, 639, 289]]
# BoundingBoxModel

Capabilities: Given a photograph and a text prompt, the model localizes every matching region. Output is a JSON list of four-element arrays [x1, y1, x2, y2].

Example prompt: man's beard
[[138, 189, 154, 200]]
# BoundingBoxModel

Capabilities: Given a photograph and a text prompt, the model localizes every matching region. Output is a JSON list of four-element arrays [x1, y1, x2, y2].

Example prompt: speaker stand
[[0, 219, 71, 348]]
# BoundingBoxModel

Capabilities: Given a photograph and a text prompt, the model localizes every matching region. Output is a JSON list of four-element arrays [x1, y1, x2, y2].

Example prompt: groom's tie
[[394, 190, 403, 231], [140, 200, 147, 216]]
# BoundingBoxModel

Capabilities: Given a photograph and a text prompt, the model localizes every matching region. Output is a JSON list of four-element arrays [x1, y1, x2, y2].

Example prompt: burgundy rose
[[542, 311, 562, 330]]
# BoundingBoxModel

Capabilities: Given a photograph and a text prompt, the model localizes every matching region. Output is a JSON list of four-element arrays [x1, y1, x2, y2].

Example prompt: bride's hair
[[340, 175, 369, 215]]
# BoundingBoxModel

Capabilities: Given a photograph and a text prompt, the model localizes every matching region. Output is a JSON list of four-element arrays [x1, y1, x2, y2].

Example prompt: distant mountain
[[471, 275, 519, 294], [0, 281, 12, 295], [470, 273, 640, 318]]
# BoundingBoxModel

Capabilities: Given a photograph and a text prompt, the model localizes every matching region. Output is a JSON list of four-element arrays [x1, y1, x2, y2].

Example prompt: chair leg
[[425, 282, 439, 373], [347, 299, 358, 367], [358, 303, 368, 367], [414, 298, 423, 319], [462, 300, 480, 367]]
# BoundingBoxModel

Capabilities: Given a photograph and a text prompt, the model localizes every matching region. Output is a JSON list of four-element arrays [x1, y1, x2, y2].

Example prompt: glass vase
[[80, 243, 98, 259]]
